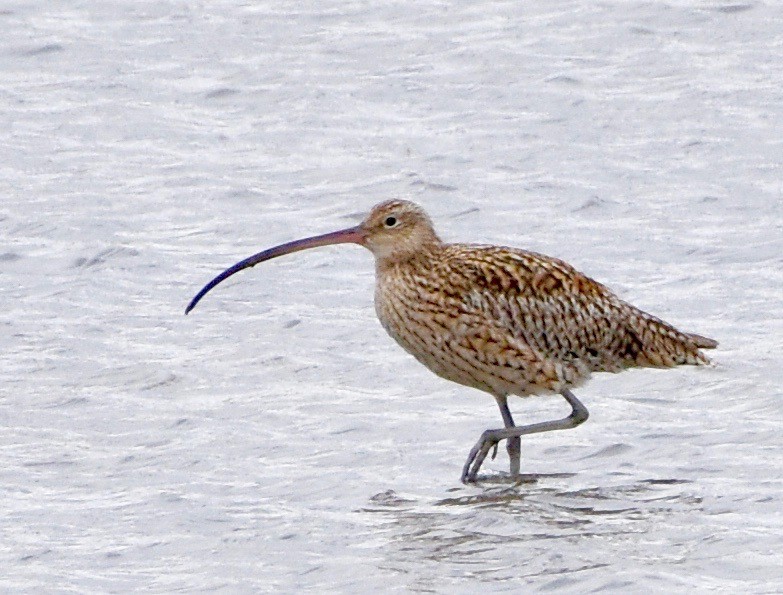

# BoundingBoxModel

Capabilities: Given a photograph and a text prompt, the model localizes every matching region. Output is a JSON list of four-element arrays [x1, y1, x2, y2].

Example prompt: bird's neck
[[375, 239, 443, 274]]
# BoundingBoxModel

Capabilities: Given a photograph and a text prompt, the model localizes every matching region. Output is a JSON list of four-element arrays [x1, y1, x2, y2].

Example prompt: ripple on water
[[71, 246, 140, 269], [357, 475, 710, 587]]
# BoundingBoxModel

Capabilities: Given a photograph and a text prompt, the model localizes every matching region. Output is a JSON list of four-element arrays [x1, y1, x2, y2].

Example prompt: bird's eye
[[384, 216, 399, 228]]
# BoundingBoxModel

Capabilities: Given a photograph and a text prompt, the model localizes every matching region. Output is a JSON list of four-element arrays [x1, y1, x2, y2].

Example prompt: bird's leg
[[493, 395, 521, 476], [461, 389, 589, 484]]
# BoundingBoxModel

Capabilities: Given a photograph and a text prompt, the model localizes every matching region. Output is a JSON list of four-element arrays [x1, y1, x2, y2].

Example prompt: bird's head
[[358, 199, 441, 265]]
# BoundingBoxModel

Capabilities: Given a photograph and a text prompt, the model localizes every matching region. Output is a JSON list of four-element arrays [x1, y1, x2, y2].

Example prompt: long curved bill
[[185, 226, 365, 314]]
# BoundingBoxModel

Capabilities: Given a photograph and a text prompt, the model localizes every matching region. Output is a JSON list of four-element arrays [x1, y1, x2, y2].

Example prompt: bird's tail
[[623, 307, 718, 368], [687, 333, 718, 350]]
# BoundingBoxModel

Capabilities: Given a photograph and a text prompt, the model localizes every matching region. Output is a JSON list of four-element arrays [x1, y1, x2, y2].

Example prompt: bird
[[186, 200, 717, 483]]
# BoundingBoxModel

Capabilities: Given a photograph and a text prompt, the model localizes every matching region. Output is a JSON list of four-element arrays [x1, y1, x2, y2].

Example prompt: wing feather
[[439, 244, 714, 371]]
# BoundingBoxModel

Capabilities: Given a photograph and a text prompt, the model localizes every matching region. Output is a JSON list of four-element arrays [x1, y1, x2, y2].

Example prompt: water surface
[[2, 1, 782, 592]]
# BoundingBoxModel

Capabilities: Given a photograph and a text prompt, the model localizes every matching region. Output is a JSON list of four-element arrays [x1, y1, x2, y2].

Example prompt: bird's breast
[[374, 268, 488, 390], [374, 270, 450, 360], [372, 265, 580, 396]]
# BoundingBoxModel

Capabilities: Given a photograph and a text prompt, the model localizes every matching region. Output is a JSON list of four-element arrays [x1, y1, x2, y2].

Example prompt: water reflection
[[361, 476, 703, 588]]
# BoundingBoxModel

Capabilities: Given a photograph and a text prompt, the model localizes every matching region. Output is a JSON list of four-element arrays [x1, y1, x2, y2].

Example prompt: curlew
[[186, 200, 717, 483]]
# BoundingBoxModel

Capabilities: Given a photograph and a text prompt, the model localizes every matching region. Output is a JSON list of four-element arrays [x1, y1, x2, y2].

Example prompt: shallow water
[[2, 1, 782, 592]]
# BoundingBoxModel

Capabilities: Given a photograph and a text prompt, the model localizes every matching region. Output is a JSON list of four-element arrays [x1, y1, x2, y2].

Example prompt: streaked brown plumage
[[187, 199, 717, 483]]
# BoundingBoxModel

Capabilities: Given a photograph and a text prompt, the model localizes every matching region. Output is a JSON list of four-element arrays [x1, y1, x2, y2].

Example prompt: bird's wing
[[438, 244, 710, 370]]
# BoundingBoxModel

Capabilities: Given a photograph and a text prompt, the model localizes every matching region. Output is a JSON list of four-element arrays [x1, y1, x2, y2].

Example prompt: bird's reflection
[[360, 476, 701, 587]]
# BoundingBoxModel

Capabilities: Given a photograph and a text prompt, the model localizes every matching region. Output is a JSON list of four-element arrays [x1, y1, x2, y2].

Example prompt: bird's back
[[375, 243, 716, 397]]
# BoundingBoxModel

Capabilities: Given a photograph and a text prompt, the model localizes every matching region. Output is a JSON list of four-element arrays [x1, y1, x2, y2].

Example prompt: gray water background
[[2, 1, 782, 592]]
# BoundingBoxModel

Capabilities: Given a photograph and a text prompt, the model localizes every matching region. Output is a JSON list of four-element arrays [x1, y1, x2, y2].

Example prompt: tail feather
[[688, 333, 718, 349], [623, 307, 717, 368]]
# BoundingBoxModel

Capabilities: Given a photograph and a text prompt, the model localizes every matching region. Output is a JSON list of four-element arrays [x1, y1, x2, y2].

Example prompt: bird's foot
[[507, 436, 521, 476], [461, 429, 503, 483]]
